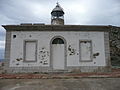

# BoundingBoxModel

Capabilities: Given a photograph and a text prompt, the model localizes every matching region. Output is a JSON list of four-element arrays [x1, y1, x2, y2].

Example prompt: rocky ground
[[109, 26, 120, 66], [0, 68, 120, 90], [0, 78, 120, 90]]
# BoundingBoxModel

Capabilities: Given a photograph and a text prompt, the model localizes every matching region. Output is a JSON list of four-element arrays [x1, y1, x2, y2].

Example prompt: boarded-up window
[[80, 41, 92, 62], [24, 41, 37, 62]]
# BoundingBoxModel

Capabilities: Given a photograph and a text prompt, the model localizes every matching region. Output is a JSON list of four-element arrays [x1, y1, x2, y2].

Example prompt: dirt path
[[0, 78, 120, 90]]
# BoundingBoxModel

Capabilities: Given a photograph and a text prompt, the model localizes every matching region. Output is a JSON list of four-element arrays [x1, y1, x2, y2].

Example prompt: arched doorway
[[51, 37, 66, 70]]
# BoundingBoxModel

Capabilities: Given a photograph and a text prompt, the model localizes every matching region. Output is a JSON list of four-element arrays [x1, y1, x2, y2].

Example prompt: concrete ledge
[[4, 66, 111, 74], [2, 25, 110, 31], [0, 71, 120, 79]]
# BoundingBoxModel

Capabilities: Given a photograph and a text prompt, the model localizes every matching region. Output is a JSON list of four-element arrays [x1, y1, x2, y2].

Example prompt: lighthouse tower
[[51, 3, 65, 25]]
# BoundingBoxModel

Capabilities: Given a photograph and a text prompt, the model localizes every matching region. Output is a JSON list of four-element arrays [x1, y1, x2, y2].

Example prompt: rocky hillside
[[109, 26, 120, 66]]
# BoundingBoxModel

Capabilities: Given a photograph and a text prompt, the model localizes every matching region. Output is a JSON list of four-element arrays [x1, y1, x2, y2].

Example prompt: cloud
[[63, 0, 120, 25], [0, 41, 5, 59], [0, 0, 120, 25], [0, 0, 53, 24], [0, 41, 5, 49], [0, 48, 4, 59], [0, 0, 120, 58]]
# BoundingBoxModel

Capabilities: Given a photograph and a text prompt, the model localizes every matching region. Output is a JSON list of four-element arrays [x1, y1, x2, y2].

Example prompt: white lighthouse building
[[2, 3, 111, 73], [51, 3, 64, 25]]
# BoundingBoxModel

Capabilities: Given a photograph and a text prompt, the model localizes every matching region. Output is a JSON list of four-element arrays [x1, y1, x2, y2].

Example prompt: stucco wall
[[9, 31, 106, 68]]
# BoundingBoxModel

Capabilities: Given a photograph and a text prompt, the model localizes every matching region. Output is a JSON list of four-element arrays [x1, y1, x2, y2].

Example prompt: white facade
[[2, 3, 111, 73], [10, 31, 106, 67], [2, 24, 111, 73]]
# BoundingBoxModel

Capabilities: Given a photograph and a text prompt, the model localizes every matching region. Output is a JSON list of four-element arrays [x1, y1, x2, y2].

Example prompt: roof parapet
[[20, 23, 45, 26]]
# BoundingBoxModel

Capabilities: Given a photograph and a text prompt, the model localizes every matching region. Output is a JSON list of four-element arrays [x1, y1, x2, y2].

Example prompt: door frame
[[50, 36, 67, 70]]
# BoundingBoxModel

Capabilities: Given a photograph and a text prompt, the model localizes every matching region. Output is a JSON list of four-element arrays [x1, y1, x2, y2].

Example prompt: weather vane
[[56, 1, 59, 5]]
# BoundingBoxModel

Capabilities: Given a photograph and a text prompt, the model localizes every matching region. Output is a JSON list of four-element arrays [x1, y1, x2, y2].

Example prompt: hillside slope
[[109, 26, 120, 66]]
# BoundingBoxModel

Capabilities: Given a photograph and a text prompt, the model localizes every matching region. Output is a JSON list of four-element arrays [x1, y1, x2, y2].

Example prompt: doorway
[[51, 37, 66, 70]]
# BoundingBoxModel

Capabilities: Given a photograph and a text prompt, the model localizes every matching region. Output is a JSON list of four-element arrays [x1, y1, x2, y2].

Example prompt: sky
[[0, 0, 120, 59]]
